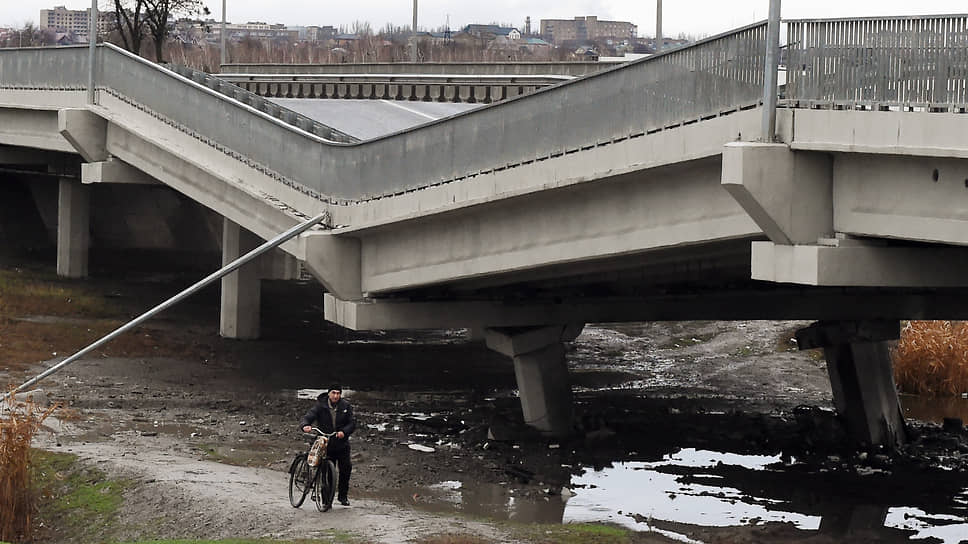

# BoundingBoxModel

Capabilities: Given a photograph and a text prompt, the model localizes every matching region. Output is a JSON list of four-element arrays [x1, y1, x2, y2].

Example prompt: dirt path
[[33, 424, 512, 544]]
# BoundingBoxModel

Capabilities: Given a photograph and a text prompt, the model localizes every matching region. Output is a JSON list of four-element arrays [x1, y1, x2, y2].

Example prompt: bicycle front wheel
[[289, 454, 312, 508], [314, 460, 336, 512]]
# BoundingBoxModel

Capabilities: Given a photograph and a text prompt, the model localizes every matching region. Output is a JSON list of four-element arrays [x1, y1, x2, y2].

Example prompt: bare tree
[[107, 0, 148, 56], [142, 0, 208, 62]]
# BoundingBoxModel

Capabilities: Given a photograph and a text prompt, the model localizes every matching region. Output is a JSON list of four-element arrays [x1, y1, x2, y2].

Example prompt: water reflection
[[421, 448, 968, 543], [885, 506, 968, 542]]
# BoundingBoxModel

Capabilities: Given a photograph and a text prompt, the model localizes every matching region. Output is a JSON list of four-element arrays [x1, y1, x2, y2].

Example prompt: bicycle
[[288, 427, 338, 512]]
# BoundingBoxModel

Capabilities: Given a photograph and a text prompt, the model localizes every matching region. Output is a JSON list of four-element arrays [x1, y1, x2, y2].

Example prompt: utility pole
[[410, 0, 418, 62], [655, 0, 662, 52], [88, 0, 97, 104], [762, 0, 781, 141], [220, 0, 227, 68]]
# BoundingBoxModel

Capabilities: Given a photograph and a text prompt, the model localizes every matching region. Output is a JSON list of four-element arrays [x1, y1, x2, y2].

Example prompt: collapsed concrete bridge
[[2, 15, 968, 446]]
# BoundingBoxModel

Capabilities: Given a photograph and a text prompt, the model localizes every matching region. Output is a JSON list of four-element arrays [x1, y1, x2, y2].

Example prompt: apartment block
[[540, 16, 637, 44], [39, 5, 114, 37]]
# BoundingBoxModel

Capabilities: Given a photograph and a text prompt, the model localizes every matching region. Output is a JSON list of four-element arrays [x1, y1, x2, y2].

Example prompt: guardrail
[[168, 64, 358, 143], [785, 14, 968, 110], [0, 22, 766, 203], [222, 61, 611, 77], [218, 73, 573, 103]]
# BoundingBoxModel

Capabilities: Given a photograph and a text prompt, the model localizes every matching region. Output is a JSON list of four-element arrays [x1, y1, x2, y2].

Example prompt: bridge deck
[[2, 16, 968, 327]]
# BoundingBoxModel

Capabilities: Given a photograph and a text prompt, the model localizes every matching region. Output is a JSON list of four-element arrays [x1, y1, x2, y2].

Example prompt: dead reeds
[[893, 321, 968, 397], [0, 392, 55, 542]]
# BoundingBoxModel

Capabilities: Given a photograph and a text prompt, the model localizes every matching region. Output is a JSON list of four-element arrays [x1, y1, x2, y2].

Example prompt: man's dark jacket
[[299, 395, 356, 453]]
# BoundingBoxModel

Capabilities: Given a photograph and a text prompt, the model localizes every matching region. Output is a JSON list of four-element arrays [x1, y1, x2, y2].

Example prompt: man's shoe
[[338, 498, 350, 506]]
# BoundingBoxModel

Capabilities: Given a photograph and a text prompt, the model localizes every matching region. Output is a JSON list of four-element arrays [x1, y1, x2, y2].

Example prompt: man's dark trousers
[[329, 447, 351, 501]]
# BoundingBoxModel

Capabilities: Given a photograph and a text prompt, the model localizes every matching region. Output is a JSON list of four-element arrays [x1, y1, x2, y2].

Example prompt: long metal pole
[[88, 0, 97, 104], [762, 0, 782, 142], [2, 212, 328, 404], [655, 0, 662, 52], [410, 0, 418, 62], [220, 0, 227, 69]]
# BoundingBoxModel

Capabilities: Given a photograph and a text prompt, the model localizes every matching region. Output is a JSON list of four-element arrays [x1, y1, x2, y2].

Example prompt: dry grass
[[0, 393, 56, 542], [893, 321, 968, 396], [0, 268, 114, 318], [0, 267, 218, 374]]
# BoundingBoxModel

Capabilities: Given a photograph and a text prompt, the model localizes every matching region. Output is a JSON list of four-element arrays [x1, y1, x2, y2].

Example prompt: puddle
[[564, 449, 818, 540], [901, 394, 968, 424], [407, 448, 968, 543]]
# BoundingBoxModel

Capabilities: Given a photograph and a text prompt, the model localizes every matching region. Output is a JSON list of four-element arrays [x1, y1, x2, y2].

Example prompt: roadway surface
[[270, 98, 482, 140]]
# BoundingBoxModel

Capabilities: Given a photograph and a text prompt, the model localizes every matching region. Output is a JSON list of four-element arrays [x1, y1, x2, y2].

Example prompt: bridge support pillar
[[795, 320, 906, 448], [219, 218, 262, 339], [56, 178, 90, 278], [485, 324, 583, 437]]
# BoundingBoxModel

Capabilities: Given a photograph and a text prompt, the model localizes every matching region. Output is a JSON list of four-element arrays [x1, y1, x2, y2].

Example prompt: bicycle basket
[[307, 436, 329, 467]]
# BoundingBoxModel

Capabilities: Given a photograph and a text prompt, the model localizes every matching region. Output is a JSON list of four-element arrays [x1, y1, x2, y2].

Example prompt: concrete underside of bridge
[[4, 92, 968, 442]]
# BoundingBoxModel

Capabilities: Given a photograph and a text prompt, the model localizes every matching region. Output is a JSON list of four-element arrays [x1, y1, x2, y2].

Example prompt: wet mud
[[5, 267, 968, 543]]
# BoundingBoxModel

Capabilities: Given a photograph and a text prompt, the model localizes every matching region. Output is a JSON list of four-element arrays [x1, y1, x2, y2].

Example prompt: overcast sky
[[4, 1, 967, 38]]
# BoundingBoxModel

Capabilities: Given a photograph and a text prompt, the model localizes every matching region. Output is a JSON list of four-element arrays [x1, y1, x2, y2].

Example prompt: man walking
[[300, 385, 356, 506]]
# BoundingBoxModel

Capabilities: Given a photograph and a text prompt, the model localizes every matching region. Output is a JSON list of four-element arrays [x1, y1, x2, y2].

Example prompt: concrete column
[[219, 218, 262, 339], [796, 320, 906, 447], [56, 178, 90, 278], [485, 324, 583, 437]]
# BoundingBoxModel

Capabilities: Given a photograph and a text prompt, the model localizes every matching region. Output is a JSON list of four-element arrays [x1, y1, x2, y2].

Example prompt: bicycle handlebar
[[302, 427, 337, 440]]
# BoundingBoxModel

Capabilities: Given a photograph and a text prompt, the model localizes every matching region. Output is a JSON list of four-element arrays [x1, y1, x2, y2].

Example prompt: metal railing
[[785, 14, 968, 109], [222, 61, 612, 77], [218, 73, 573, 103]]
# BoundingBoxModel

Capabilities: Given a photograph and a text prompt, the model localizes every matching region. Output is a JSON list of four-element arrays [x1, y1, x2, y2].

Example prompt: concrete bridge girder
[[721, 142, 833, 245], [353, 158, 756, 295], [784, 109, 968, 246], [0, 104, 77, 152], [81, 158, 159, 185], [752, 240, 968, 287], [333, 109, 765, 294], [726, 109, 968, 289]]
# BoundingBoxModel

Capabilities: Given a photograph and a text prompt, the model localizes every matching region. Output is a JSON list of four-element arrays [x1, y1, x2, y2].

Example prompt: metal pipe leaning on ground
[[1, 211, 331, 408]]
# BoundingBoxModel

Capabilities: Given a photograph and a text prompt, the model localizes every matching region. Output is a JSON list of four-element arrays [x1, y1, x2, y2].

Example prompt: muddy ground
[[4, 253, 968, 544]]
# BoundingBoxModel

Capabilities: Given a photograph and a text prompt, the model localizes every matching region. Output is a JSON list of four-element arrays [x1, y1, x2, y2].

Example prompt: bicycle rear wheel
[[288, 454, 312, 508], [314, 460, 337, 512]]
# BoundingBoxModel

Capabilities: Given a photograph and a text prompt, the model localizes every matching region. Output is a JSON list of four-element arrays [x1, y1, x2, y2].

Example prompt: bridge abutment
[[796, 320, 906, 448], [484, 324, 583, 437], [55, 178, 90, 278], [219, 218, 262, 339]]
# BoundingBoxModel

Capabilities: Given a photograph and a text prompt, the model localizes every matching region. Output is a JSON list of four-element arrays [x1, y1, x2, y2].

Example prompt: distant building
[[463, 24, 520, 41], [39, 5, 115, 37], [209, 21, 298, 42], [305, 25, 336, 43], [540, 16, 637, 45]]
